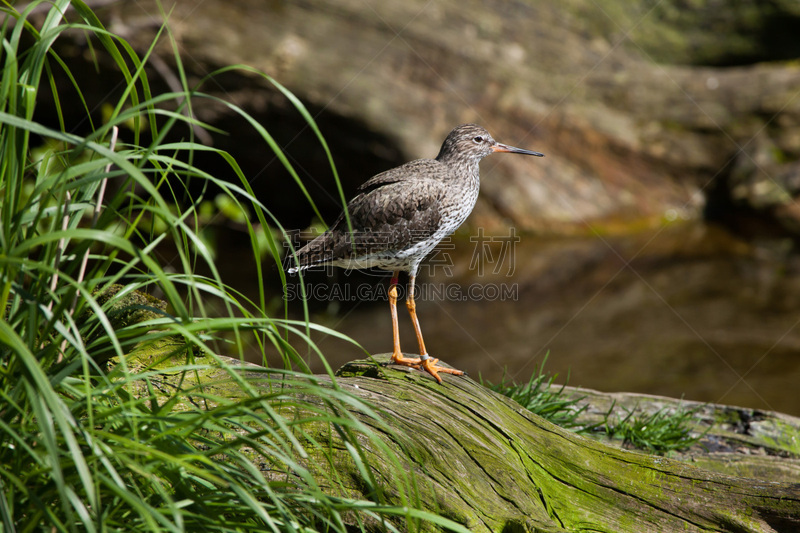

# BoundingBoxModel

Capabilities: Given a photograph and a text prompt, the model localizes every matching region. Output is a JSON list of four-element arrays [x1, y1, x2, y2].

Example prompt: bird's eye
[[473, 136, 484, 143]]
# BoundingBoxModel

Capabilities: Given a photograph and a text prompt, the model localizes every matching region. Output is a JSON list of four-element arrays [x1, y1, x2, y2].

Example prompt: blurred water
[[249, 222, 800, 416]]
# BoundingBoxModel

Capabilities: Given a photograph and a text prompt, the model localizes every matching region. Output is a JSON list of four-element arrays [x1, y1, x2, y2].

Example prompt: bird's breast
[[438, 170, 480, 231]]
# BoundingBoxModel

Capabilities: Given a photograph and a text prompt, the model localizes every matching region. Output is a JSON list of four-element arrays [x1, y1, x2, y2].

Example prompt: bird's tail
[[285, 234, 336, 274]]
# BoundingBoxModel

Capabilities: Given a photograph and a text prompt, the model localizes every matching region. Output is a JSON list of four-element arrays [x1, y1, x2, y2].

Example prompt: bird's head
[[436, 123, 544, 163]]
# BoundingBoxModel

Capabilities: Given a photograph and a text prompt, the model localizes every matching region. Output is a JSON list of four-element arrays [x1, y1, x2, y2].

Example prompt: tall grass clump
[[0, 2, 467, 531]]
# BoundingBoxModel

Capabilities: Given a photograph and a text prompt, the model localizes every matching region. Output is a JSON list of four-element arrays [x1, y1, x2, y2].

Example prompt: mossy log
[[329, 357, 800, 532], [127, 345, 800, 532], [542, 385, 800, 483]]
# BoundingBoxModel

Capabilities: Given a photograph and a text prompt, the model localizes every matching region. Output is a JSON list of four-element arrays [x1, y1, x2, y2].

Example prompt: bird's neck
[[462, 160, 482, 190], [439, 156, 481, 187]]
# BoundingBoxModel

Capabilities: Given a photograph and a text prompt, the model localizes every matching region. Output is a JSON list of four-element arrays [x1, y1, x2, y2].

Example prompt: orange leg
[[389, 271, 422, 367], [405, 274, 464, 384]]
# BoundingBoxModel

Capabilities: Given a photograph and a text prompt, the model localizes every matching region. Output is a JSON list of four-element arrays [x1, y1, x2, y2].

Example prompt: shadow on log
[[127, 345, 800, 532]]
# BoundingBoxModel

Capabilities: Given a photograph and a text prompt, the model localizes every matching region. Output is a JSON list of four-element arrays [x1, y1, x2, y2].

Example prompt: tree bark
[[329, 356, 800, 532], [126, 343, 800, 533]]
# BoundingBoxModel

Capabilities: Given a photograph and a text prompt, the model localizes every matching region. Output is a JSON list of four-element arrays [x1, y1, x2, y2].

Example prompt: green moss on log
[[120, 346, 800, 532]]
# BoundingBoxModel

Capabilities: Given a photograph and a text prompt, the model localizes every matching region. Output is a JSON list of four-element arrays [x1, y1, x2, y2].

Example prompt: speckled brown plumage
[[287, 123, 544, 383], [289, 161, 447, 272]]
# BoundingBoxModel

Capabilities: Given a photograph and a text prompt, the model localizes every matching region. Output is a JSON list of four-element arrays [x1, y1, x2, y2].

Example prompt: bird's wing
[[332, 175, 447, 252], [357, 159, 446, 193], [289, 160, 451, 270]]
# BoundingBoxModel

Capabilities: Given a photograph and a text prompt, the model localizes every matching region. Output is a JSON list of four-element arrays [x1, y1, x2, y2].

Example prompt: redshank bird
[[287, 123, 544, 382]]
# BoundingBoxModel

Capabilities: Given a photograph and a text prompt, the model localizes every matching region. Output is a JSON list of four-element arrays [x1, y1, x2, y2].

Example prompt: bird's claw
[[389, 353, 423, 367], [419, 357, 465, 384], [388, 353, 464, 384]]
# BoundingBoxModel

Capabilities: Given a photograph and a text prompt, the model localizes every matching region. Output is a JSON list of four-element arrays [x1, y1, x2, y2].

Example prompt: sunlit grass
[[0, 1, 469, 531], [487, 358, 703, 454], [599, 402, 704, 454], [482, 355, 590, 431]]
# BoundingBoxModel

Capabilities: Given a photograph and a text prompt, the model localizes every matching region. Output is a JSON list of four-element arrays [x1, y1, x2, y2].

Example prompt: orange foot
[[389, 353, 465, 384], [390, 352, 423, 367], [419, 357, 465, 384]]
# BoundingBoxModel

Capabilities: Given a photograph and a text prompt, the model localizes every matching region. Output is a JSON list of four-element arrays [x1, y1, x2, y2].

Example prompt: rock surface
[[41, 0, 800, 235]]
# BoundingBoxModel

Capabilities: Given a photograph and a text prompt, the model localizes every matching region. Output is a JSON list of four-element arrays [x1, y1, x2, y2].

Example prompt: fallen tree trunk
[[541, 384, 800, 483], [328, 357, 800, 532], [127, 345, 800, 532]]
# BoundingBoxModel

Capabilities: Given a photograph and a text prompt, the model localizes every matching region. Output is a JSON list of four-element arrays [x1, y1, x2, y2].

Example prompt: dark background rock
[[36, 0, 800, 235]]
